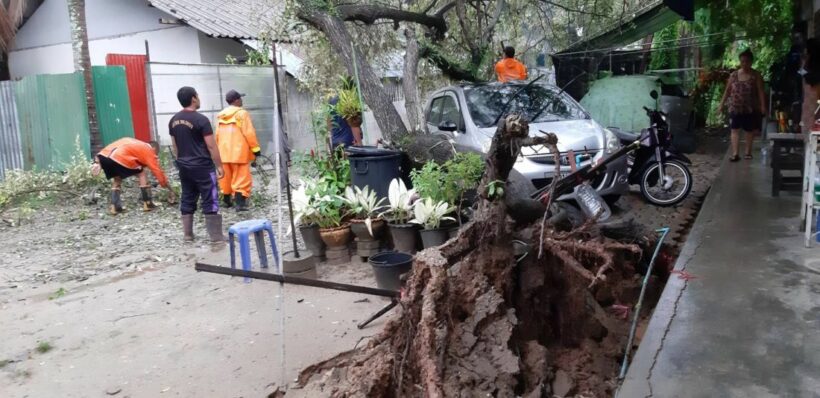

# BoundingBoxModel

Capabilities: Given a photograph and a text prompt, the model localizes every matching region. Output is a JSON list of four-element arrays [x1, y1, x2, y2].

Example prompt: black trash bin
[[346, 146, 402, 200]]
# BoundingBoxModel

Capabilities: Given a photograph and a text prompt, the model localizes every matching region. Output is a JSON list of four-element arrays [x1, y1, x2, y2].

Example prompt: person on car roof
[[495, 46, 527, 83]]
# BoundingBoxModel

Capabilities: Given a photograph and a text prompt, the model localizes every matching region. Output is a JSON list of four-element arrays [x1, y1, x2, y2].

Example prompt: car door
[[426, 91, 470, 151]]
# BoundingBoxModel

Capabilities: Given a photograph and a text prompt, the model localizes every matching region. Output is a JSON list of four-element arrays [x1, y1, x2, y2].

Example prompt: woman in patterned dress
[[719, 49, 767, 162]]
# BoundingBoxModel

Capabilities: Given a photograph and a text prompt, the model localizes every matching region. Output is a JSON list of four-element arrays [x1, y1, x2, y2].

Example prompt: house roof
[[148, 0, 283, 39], [555, 0, 690, 56]]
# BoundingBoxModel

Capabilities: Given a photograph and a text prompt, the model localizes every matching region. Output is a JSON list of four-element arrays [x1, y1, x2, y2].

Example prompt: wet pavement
[[618, 150, 820, 398]]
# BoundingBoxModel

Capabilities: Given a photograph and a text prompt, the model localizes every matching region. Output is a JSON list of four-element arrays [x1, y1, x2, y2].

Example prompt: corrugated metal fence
[[15, 73, 91, 170], [0, 81, 23, 180], [93, 65, 136, 145], [0, 67, 134, 177]]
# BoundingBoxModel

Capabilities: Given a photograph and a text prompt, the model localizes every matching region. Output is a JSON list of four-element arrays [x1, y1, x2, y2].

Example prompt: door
[[105, 54, 151, 142], [426, 92, 469, 150]]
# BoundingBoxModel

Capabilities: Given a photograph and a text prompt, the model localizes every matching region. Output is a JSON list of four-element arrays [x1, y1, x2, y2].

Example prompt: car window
[[438, 96, 462, 129], [428, 97, 445, 126], [463, 84, 589, 128]]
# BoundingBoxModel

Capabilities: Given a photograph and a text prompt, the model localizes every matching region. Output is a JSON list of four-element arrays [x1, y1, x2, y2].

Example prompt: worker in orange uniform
[[215, 89, 261, 212], [91, 137, 176, 215], [495, 46, 528, 83]]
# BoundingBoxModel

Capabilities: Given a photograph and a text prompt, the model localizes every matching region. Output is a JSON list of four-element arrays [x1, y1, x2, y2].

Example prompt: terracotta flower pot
[[319, 224, 352, 248], [345, 113, 363, 128], [350, 218, 386, 241]]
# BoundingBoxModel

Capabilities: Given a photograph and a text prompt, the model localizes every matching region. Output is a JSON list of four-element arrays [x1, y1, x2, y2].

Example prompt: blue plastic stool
[[228, 219, 280, 283]]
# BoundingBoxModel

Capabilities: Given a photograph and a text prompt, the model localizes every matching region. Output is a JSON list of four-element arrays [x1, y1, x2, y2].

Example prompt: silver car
[[423, 82, 629, 200]]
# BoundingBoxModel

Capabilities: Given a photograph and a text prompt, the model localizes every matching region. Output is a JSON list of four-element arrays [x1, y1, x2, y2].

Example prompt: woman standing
[[719, 49, 767, 161]]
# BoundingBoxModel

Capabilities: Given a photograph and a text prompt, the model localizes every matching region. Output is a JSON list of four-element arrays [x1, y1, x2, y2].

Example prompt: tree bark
[[402, 26, 422, 132], [67, 0, 101, 154], [297, 8, 408, 142]]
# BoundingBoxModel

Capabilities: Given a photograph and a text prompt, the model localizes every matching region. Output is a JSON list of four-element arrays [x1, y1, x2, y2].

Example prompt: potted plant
[[341, 185, 387, 241], [381, 178, 418, 253], [410, 198, 455, 249], [291, 180, 325, 259], [315, 194, 350, 249], [335, 88, 363, 128]]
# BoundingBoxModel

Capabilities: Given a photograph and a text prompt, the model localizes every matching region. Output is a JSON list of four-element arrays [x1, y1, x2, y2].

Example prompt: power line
[[553, 31, 736, 57], [553, 34, 747, 59]]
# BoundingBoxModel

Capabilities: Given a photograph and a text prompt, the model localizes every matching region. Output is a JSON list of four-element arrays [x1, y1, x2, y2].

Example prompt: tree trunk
[[294, 116, 645, 397], [67, 0, 101, 154], [297, 9, 408, 142], [402, 26, 422, 133]]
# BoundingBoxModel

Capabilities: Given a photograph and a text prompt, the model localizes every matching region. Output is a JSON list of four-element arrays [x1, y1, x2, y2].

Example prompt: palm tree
[[67, 0, 100, 154]]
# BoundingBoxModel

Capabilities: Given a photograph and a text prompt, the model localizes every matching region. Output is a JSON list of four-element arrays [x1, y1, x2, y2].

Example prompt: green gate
[[93, 65, 135, 146]]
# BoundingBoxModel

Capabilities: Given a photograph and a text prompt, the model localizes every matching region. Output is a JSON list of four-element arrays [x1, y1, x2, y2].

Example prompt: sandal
[[730, 155, 740, 162], [744, 154, 753, 160]]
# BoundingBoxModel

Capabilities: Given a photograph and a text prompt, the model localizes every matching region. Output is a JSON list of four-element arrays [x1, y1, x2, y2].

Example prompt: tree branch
[[418, 41, 481, 82], [336, 4, 449, 38], [482, 0, 506, 43], [539, 0, 608, 18]]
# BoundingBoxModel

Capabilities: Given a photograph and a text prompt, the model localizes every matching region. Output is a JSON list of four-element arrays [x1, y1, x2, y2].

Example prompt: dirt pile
[[291, 116, 666, 397]]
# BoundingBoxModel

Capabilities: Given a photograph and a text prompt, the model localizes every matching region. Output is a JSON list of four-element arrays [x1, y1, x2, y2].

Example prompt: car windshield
[[464, 84, 589, 128]]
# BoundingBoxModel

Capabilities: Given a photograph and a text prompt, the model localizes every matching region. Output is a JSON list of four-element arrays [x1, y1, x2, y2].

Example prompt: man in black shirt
[[169, 86, 226, 243]]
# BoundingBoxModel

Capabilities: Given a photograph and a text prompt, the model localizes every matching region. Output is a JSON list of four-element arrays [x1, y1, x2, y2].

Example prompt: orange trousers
[[220, 163, 253, 198]]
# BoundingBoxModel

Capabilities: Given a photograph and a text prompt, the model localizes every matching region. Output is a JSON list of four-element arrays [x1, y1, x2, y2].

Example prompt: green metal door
[[93, 66, 135, 146]]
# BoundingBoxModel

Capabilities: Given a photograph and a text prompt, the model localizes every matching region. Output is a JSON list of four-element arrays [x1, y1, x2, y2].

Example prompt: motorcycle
[[610, 90, 692, 207]]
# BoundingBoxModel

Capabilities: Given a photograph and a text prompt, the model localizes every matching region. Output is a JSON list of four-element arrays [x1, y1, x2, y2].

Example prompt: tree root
[[292, 115, 647, 397]]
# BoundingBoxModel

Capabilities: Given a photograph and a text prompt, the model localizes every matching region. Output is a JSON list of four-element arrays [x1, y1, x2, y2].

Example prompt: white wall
[[14, 0, 174, 50], [197, 32, 247, 64], [10, 27, 203, 79], [9, 0, 251, 79]]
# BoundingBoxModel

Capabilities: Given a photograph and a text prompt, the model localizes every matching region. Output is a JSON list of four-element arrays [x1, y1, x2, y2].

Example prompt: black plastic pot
[[299, 224, 325, 259], [419, 228, 449, 248], [350, 219, 386, 241], [388, 223, 418, 253], [447, 226, 460, 240], [369, 252, 413, 291]]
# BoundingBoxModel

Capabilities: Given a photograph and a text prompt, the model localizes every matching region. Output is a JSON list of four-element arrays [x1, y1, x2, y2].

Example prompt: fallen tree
[[291, 115, 655, 397]]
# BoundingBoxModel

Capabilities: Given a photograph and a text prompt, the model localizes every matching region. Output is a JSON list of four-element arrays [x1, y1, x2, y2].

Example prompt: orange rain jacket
[[495, 58, 528, 83], [97, 137, 168, 187], [216, 106, 260, 164]]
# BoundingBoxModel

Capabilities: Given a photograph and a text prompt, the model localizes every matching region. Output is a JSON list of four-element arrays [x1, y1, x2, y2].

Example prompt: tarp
[[580, 75, 659, 133]]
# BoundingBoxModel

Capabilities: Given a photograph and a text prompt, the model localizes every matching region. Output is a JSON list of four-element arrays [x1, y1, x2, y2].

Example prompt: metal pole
[[270, 51, 287, 391], [144, 40, 158, 142], [195, 263, 400, 297], [271, 42, 300, 258], [351, 41, 367, 144]]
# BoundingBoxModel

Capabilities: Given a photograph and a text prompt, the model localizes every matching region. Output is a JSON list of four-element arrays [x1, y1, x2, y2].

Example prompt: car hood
[[478, 119, 604, 152]]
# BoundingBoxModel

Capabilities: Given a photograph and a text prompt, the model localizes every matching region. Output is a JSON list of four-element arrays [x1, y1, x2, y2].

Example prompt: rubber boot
[[234, 193, 249, 212], [204, 213, 226, 244], [181, 214, 195, 242], [109, 189, 124, 215], [141, 186, 158, 212], [222, 193, 233, 208]]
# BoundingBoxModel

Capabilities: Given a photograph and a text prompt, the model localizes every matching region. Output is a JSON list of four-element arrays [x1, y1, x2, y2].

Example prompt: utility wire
[[554, 31, 738, 57]]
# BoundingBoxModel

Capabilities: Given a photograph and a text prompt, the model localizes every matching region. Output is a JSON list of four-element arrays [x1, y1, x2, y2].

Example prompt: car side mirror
[[438, 120, 458, 132], [650, 90, 659, 100]]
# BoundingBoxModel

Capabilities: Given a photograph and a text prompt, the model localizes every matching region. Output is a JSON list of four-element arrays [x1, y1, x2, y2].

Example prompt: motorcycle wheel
[[639, 160, 692, 207]]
